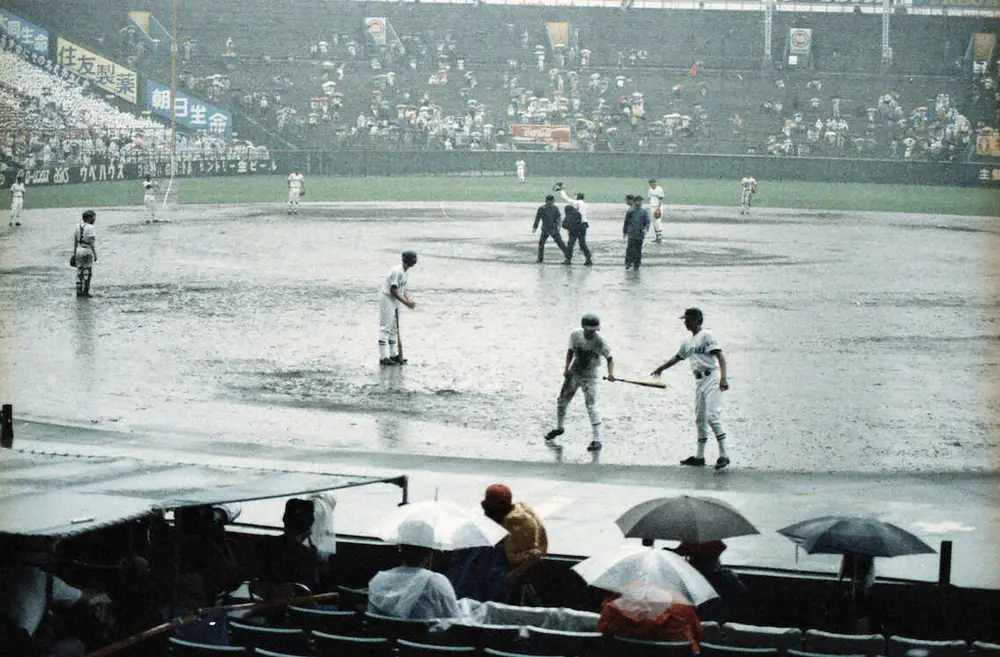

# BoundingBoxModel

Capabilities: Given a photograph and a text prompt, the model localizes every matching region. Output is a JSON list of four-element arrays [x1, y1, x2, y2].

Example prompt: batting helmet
[[402, 250, 418, 265], [581, 313, 601, 331]]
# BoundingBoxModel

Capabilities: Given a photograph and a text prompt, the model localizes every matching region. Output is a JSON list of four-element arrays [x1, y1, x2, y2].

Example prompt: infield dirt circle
[[1, 201, 997, 473]]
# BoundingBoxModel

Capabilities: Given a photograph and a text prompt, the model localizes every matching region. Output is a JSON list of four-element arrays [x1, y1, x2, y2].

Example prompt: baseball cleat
[[680, 456, 706, 466], [562, 258, 572, 265], [586, 440, 603, 452], [544, 428, 565, 441], [379, 358, 397, 366], [389, 355, 408, 365], [715, 456, 731, 470]]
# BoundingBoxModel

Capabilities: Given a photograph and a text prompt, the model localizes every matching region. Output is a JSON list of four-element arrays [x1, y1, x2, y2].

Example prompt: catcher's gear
[[402, 250, 418, 265], [581, 313, 601, 330], [653, 207, 662, 219]]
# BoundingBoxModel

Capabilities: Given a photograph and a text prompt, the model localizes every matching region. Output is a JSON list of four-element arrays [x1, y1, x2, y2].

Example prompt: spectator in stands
[[480, 484, 548, 605], [367, 520, 460, 620], [835, 553, 880, 633], [446, 540, 508, 603], [257, 498, 328, 598], [0, 540, 114, 657], [674, 540, 746, 623], [597, 587, 703, 650]]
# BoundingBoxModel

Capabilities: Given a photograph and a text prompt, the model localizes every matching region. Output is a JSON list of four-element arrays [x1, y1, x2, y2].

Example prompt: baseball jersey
[[143, 180, 156, 196], [568, 328, 611, 375], [559, 190, 588, 225], [516, 160, 525, 172], [676, 329, 721, 373], [288, 173, 304, 190], [648, 185, 665, 208], [381, 264, 409, 308], [76, 223, 96, 248], [741, 177, 757, 192], [10, 182, 25, 200]]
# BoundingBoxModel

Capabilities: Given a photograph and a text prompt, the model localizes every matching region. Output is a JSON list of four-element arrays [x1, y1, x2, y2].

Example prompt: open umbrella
[[777, 516, 936, 557], [616, 495, 759, 543], [572, 544, 718, 606], [371, 500, 508, 551]]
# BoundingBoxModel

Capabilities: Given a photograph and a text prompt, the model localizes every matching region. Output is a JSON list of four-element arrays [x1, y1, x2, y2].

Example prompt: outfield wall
[[281, 151, 999, 188]]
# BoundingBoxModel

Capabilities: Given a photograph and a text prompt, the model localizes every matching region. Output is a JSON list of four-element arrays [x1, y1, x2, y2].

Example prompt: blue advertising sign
[[146, 80, 232, 138], [0, 8, 50, 55]]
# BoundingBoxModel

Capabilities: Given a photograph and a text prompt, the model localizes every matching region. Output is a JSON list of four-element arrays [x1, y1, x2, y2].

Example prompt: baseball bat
[[604, 376, 666, 389], [396, 308, 404, 362]]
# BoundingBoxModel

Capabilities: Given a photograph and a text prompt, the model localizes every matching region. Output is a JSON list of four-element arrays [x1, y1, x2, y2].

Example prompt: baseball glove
[[653, 207, 662, 219], [299, 189, 305, 197], [552, 182, 564, 192]]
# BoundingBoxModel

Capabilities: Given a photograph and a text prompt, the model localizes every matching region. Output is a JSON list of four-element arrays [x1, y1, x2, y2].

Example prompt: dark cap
[[545, 194, 555, 202], [402, 250, 418, 264], [680, 308, 704, 322], [633, 195, 643, 201], [625, 194, 634, 201], [648, 178, 657, 184]]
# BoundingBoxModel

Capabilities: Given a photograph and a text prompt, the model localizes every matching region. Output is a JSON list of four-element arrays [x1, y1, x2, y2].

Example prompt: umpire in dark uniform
[[623, 194, 651, 270], [532, 194, 569, 263]]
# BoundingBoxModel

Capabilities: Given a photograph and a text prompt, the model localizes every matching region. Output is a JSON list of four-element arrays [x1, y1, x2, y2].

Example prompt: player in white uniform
[[647, 178, 665, 243], [651, 307, 731, 470], [378, 250, 417, 365], [740, 175, 757, 215], [73, 210, 98, 298], [515, 159, 526, 184], [287, 168, 305, 214], [9, 172, 25, 226], [545, 314, 616, 452], [142, 175, 159, 223]]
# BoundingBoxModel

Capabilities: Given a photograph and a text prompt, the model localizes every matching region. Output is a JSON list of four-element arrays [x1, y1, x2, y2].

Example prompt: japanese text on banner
[[146, 80, 232, 138], [0, 8, 50, 55], [56, 37, 136, 103]]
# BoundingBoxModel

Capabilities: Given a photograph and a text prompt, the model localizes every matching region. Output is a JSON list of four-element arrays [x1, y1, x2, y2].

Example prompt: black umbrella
[[777, 516, 936, 558], [615, 495, 760, 543]]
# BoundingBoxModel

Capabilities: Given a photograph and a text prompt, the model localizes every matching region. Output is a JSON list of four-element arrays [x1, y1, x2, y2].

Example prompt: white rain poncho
[[367, 566, 460, 620]]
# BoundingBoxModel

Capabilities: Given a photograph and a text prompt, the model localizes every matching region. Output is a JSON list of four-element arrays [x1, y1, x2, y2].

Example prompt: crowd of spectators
[[0, 35, 269, 172]]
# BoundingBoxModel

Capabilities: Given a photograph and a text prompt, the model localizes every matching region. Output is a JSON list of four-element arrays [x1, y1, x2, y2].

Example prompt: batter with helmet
[[378, 250, 417, 365], [545, 313, 615, 452]]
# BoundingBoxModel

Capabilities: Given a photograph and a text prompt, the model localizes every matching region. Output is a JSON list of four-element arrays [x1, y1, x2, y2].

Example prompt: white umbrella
[[371, 500, 508, 551], [572, 545, 718, 606]]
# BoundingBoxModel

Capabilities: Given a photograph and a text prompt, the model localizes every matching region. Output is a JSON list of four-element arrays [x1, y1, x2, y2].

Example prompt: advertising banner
[[976, 133, 1000, 157], [510, 124, 572, 149], [56, 38, 137, 103], [972, 33, 995, 62], [0, 8, 50, 55], [913, 0, 1000, 6], [546, 22, 570, 49], [365, 17, 387, 46], [788, 28, 813, 56], [147, 80, 232, 138], [0, 158, 277, 189]]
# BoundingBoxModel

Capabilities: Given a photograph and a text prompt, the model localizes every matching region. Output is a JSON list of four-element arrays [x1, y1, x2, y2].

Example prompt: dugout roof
[[0, 448, 407, 539]]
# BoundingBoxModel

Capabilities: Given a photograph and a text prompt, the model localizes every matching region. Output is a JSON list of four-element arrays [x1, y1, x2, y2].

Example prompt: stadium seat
[[610, 636, 694, 657], [311, 630, 393, 657], [363, 610, 432, 640], [255, 649, 312, 657], [702, 621, 725, 644], [789, 649, 865, 657], [168, 636, 248, 656], [886, 636, 968, 657], [228, 620, 309, 653], [396, 638, 479, 656], [723, 622, 803, 655], [442, 622, 524, 651], [524, 625, 604, 656], [804, 630, 886, 657], [337, 585, 370, 613], [971, 642, 1000, 657], [287, 605, 361, 634], [702, 642, 781, 657], [484, 649, 564, 657]]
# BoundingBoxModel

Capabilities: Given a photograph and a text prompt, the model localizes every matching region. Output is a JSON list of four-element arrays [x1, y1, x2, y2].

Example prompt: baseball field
[[2, 175, 999, 217], [1, 174, 997, 474]]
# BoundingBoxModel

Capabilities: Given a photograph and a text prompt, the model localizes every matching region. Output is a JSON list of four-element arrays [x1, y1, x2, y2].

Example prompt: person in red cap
[[481, 484, 548, 605]]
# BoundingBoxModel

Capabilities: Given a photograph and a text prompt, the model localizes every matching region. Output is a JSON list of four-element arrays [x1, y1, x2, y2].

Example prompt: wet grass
[[6, 175, 999, 217]]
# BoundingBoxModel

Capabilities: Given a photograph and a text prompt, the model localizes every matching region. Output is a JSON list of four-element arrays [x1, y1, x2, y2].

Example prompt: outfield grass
[[4, 175, 998, 217]]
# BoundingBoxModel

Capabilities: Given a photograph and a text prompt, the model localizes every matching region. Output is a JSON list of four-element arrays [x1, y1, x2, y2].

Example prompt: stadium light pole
[[170, 0, 179, 179]]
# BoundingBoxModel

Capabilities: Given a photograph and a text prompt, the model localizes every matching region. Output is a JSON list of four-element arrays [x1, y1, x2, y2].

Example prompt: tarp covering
[[0, 449, 404, 539]]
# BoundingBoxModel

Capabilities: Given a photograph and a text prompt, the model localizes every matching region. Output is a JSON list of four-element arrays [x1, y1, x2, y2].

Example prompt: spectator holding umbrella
[[674, 540, 747, 623]]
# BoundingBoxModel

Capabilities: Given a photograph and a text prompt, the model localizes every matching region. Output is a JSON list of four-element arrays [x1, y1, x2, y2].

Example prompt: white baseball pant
[[694, 371, 725, 443], [378, 296, 400, 360], [144, 194, 155, 221], [288, 189, 301, 209], [556, 372, 601, 437], [10, 198, 22, 223]]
